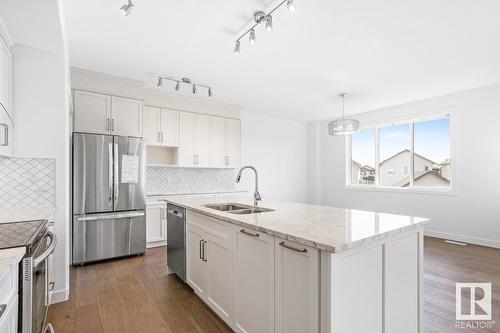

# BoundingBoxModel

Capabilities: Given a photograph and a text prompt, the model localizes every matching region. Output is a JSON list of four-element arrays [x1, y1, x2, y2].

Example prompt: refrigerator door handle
[[108, 143, 113, 203], [114, 143, 119, 208]]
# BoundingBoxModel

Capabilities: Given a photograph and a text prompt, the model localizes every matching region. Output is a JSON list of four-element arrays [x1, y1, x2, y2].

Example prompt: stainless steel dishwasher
[[166, 203, 186, 282]]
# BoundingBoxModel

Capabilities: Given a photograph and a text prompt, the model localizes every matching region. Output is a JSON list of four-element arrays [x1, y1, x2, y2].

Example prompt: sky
[[352, 118, 450, 167]]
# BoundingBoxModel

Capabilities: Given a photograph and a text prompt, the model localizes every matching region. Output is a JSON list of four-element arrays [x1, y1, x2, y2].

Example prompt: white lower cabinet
[[233, 226, 274, 333], [146, 202, 166, 247], [0, 294, 18, 333], [274, 238, 319, 333], [186, 216, 233, 326]]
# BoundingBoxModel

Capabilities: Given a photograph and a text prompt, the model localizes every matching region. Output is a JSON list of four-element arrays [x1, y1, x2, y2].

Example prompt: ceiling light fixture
[[328, 93, 360, 136], [120, 0, 134, 16], [155, 76, 214, 97], [233, 0, 296, 53]]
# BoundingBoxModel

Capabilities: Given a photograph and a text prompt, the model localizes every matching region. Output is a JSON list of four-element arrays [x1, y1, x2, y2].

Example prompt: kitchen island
[[165, 196, 429, 333]]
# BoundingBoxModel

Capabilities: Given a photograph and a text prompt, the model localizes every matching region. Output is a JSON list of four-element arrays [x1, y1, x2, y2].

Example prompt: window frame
[[345, 114, 455, 195]]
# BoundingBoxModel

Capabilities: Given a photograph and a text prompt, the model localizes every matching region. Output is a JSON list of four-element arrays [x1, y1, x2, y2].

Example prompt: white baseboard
[[50, 288, 69, 304], [147, 241, 166, 249], [425, 229, 500, 249]]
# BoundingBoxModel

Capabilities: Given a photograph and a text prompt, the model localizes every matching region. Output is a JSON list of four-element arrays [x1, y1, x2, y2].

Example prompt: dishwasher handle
[[167, 208, 184, 218]]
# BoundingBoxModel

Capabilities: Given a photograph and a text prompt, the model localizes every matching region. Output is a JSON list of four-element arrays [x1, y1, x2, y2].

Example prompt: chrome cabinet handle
[[111, 118, 115, 131], [0, 123, 8, 147], [279, 241, 307, 253], [106, 118, 109, 131], [240, 229, 259, 237], [0, 304, 6, 319], [203, 240, 208, 262], [34, 231, 57, 266], [114, 143, 119, 207], [199, 239, 203, 260], [193, 154, 197, 165]]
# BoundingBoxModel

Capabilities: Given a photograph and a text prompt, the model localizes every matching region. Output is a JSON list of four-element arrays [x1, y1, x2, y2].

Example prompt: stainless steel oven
[[20, 230, 57, 333]]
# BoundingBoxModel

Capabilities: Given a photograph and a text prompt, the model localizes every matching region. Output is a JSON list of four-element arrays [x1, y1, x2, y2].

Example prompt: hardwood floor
[[49, 237, 500, 333]]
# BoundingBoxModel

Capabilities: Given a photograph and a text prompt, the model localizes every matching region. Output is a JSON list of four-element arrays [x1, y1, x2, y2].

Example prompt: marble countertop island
[[165, 196, 429, 253]]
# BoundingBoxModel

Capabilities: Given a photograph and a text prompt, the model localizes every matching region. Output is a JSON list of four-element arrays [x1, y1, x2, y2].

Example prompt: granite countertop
[[165, 196, 430, 253], [0, 207, 55, 224], [0, 247, 26, 282]]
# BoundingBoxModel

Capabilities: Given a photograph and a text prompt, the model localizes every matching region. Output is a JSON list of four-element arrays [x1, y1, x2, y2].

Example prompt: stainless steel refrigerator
[[72, 132, 146, 264]]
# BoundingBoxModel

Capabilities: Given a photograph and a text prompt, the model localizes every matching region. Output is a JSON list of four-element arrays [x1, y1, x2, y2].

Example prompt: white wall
[[237, 112, 309, 203], [309, 84, 500, 248], [7, 1, 70, 303]]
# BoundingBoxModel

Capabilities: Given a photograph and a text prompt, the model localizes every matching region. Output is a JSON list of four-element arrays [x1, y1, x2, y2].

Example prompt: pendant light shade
[[328, 93, 360, 136]]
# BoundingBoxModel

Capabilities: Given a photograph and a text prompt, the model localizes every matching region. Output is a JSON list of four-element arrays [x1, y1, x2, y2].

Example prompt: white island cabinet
[[175, 197, 428, 333]]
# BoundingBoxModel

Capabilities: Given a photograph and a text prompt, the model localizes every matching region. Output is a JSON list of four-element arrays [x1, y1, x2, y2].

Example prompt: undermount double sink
[[204, 203, 274, 215]]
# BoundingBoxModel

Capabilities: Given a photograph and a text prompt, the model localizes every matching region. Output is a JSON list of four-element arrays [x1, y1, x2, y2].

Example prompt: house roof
[[379, 149, 436, 166], [393, 170, 451, 187]]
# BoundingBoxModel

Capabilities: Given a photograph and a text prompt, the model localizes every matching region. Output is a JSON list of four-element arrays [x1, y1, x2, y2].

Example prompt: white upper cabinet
[[143, 106, 160, 145], [143, 106, 179, 147], [0, 37, 12, 119], [0, 107, 12, 157], [111, 96, 143, 137], [73, 90, 143, 137], [195, 114, 212, 167], [274, 239, 319, 333], [178, 112, 196, 166], [73, 90, 111, 135], [226, 119, 241, 168], [234, 226, 275, 333]]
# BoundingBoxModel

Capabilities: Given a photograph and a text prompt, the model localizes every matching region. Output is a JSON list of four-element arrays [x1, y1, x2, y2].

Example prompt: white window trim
[[345, 114, 456, 195]]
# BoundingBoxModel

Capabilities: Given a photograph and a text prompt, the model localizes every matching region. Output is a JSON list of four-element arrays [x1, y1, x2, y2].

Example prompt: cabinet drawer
[[0, 264, 17, 306], [187, 211, 231, 241]]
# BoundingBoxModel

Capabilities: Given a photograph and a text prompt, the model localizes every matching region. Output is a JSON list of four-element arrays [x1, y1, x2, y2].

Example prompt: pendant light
[[328, 93, 360, 135]]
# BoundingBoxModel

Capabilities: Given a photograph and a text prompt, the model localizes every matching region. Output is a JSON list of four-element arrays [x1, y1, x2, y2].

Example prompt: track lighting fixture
[[249, 29, 256, 44], [120, 0, 134, 16], [234, 40, 241, 54], [233, 0, 296, 53], [265, 15, 273, 31], [155, 76, 213, 97]]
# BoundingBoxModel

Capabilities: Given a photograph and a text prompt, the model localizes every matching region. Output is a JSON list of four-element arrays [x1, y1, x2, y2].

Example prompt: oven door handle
[[33, 231, 57, 267]]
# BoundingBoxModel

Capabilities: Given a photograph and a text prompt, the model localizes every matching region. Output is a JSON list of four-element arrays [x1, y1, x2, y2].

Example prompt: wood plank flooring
[[48, 237, 500, 333]]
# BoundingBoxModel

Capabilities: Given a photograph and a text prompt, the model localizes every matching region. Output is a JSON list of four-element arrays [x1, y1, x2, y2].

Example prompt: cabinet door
[[0, 39, 12, 119], [212, 117, 227, 168], [195, 114, 212, 167], [205, 234, 233, 325], [73, 90, 111, 134], [0, 295, 18, 333], [146, 205, 165, 244], [0, 108, 12, 157], [111, 96, 143, 137], [178, 112, 196, 166], [186, 224, 206, 295], [143, 106, 160, 145], [275, 239, 319, 333], [226, 119, 241, 168], [234, 226, 274, 333], [160, 109, 179, 147]]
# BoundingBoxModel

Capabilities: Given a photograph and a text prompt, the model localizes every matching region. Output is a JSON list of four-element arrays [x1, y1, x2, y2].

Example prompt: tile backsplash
[[146, 166, 236, 195], [0, 158, 56, 208]]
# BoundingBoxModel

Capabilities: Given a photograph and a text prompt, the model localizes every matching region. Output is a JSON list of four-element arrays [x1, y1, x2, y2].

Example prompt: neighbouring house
[[439, 159, 451, 180], [352, 160, 376, 185], [379, 149, 449, 187]]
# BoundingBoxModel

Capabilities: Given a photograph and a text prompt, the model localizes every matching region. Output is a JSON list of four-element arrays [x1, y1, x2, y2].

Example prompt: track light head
[[208, 88, 213, 97], [265, 15, 273, 31], [121, 0, 134, 16], [286, 0, 296, 12], [157, 77, 163, 88], [234, 40, 240, 54], [249, 29, 256, 44], [192, 85, 197, 94], [175, 81, 180, 91]]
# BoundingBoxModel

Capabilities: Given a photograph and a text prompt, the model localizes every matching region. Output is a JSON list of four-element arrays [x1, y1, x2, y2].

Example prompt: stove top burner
[[0, 220, 47, 250]]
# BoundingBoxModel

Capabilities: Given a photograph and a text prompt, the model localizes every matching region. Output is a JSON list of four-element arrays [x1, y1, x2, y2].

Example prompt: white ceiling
[[62, 0, 500, 121]]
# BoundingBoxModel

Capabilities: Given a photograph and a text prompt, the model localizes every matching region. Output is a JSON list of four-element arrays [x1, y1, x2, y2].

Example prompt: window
[[348, 116, 451, 190]]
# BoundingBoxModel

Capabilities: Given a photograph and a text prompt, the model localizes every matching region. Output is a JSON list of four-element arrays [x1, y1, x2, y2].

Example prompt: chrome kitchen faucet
[[236, 166, 261, 206]]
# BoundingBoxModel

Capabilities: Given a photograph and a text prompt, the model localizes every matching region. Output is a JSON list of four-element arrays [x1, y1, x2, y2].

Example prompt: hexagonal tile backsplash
[[146, 166, 236, 195], [0, 158, 56, 208]]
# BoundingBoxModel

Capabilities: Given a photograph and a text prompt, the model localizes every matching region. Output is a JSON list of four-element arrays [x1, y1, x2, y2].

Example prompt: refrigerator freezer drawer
[[72, 211, 146, 264]]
